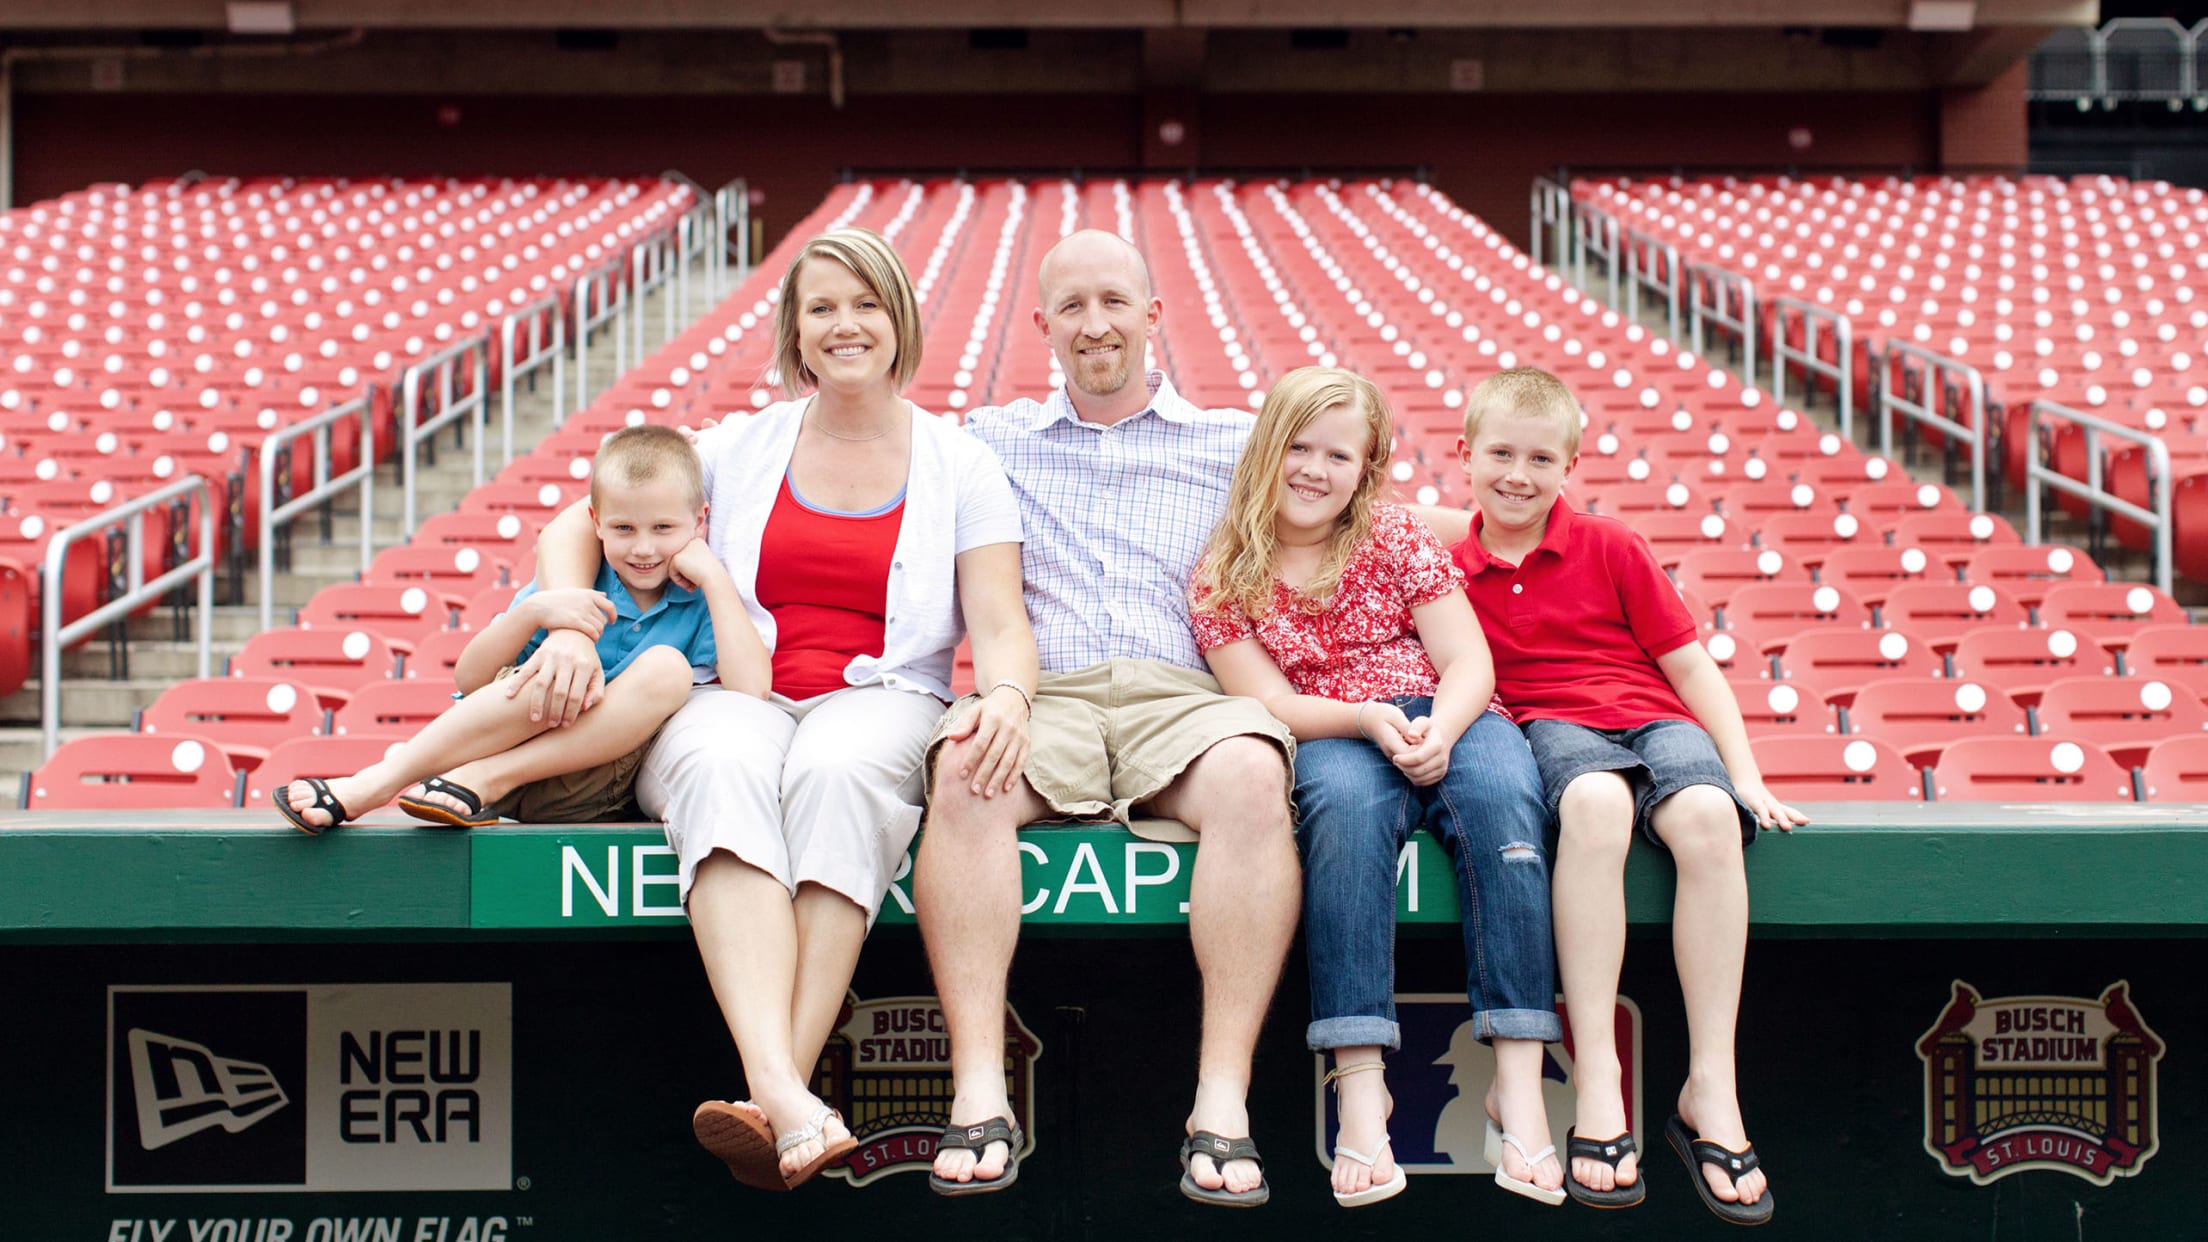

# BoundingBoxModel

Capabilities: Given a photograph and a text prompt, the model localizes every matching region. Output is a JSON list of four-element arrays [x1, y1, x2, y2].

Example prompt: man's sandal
[[928, 1116, 1022, 1196], [691, 1100, 788, 1192], [397, 775, 499, 829], [1563, 1126, 1647, 1209], [1664, 1113, 1775, 1226], [1179, 1131, 1269, 1207], [775, 1104, 858, 1189], [1483, 1115, 1567, 1206], [1322, 1060, 1406, 1208], [275, 778, 352, 835]]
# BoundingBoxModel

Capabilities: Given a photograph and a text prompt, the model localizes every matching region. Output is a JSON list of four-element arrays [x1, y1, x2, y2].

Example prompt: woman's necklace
[[808, 416, 891, 442]]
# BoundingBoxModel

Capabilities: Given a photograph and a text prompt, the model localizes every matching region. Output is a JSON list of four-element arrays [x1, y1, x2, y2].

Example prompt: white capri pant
[[637, 683, 946, 922]]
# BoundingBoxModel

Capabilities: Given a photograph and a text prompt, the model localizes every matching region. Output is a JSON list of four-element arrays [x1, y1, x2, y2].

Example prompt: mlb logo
[[1313, 993, 1642, 1174]]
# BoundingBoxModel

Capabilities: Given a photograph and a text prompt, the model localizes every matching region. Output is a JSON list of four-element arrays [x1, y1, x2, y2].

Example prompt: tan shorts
[[483, 664, 655, 822], [927, 658, 1293, 843]]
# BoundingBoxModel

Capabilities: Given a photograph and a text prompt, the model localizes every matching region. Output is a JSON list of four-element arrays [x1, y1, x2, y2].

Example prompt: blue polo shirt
[[507, 560, 718, 683]]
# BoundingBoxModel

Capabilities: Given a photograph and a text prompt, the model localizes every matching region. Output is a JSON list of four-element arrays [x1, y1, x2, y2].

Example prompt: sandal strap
[[1566, 1131, 1638, 1165], [419, 775, 484, 816], [774, 1104, 840, 1156], [1332, 1136, 1391, 1169], [1184, 1131, 1263, 1170], [937, 1116, 1021, 1154], [1499, 1132, 1557, 1166], [1688, 1138, 1761, 1184]]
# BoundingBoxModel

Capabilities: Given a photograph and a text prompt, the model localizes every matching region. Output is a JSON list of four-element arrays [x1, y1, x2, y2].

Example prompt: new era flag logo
[[128, 1028, 290, 1150]]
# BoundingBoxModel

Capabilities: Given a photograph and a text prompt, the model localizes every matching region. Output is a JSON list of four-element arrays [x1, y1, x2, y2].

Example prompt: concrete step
[[126, 604, 268, 645], [60, 640, 221, 681], [0, 725, 112, 801], [0, 678, 176, 728]]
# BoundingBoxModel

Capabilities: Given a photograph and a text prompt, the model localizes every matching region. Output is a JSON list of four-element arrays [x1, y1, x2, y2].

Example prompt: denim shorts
[[1522, 718, 1757, 848]]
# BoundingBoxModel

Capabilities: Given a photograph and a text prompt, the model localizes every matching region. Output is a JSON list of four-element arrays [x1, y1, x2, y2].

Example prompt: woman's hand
[[502, 628, 606, 726], [1391, 715, 1457, 787], [524, 588, 617, 639], [1358, 701, 1419, 761], [944, 685, 1032, 798]]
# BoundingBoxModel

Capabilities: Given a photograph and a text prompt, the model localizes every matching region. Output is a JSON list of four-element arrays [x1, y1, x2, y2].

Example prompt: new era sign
[[108, 984, 512, 1193]]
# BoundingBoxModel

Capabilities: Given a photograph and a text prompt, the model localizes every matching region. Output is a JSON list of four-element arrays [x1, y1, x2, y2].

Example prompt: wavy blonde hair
[[1193, 366, 1394, 620]]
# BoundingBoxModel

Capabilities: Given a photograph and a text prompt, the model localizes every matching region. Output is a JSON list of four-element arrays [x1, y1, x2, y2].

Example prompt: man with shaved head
[[916, 228, 1297, 1205]]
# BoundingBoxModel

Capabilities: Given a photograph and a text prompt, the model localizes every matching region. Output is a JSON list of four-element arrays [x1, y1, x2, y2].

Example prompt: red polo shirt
[[1450, 498, 1701, 730]]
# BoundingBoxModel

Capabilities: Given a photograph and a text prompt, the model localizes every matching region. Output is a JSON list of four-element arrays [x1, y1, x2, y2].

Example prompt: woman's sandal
[[275, 778, 352, 835], [775, 1103, 858, 1189], [1664, 1113, 1775, 1226], [1563, 1126, 1647, 1208], [1483, 1115, 1567, 1206], [1323, 1061, 1406, 1208], [691, 1100, 789, 1192]]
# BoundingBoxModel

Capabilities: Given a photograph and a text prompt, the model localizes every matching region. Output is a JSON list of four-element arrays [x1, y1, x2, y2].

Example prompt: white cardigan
[[695, 399, 1022, 701]]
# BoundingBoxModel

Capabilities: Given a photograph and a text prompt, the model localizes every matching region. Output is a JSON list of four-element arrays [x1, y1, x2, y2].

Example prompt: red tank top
[[754, 473, 906, 700]]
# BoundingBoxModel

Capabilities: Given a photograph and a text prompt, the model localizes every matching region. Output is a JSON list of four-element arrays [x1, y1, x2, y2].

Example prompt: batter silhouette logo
[[1917, 980, 2163, 1185], [807, 993, 1042, 1186], [1313, 993, 1642, 1175]]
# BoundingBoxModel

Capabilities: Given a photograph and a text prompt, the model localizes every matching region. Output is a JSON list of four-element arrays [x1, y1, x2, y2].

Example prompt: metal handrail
[[257, 390, 377, 632], [500, 296, 567, 447], [1879, 343, 1987, 513], [628, 223, 680, 366], [1686, 261, 1758, 390], [399, 335, 493, 533], [1529, 176, 1571, 271], [1623, 228, 1682, 343], [572, 258, 626, 411], [715, 177, 751, 296], [41, 475, 214, 756], [1574, 203, 1621, 309], [2025, 400, 2173, 594], [1770, 296, 1857, 441]]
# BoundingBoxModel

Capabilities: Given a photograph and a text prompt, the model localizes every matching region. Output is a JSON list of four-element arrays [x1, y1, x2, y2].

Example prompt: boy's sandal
[[1179, 1131, 1269, 1207], [397, 775, 499, 829], [691, 1100, 789, 1192], [1491, 1129, 1568, 1206], [776, 1104, 858, 1189], [1564, 1126, 1647, 1209], [1331, 1139, 1408, 1208], [928, 1116, 1022, 1196], [1664, 1113, 1775, 1227], [275, 778, 352, 836]]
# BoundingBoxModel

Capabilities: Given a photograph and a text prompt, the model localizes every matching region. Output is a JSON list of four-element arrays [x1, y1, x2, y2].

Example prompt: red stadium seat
[[2137, 735, 2208, 801], [1775, 627, 1944, 706], [229, 627, 400, 712], [2119, 625, 2208, 700], [2035, 582, 2188, 651], [403, 628, 479, 685], [24, 733, 244, 809], [1959, 545, 2103, 610], [1633, 511, 1750, 568], [1718, 583, 1870, 655], [1751, 735, 1924, 801], [1716, 481, 1837, 523], [1931, 736, 2135, 802], [1948, 626, 2116, 708], [332, 679, 458, 738], [1816, 545, 1941, 608], [1727, 678, 1832, 735], [1752, 511, 1877, 569], [364, 544, 512, 596], [411, 510, 541, 557], [1672, 548, 1807, 609], [1877, 582, 2028, 652], [1884, 511, 2020, 571], [2032, 675, 2208, 769], [244, 734, 409, 815], [296, 583, 461, 654], [0, 556, 27, 700], [137, 676, 327, 774], [1845, 676, 2027, 767]]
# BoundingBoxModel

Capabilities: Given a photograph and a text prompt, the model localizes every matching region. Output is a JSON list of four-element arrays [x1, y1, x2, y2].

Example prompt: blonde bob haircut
[[1193, 366, 1395, 620], [769, 227, 923, 397], [1461, 366, 1584, 460], [591, 424, 705, 511]]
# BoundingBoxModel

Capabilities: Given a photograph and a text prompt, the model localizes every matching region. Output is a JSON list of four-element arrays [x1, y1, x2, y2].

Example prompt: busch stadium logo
[[1917, 980, 2163, 1185], [129, 1029, 292, 1150], [806, 993, 1042, 1187], [1314, 994, 1641, 1175], [108, 984, 512, 1193]]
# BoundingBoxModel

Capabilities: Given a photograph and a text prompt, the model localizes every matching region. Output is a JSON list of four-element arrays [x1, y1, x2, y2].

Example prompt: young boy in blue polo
[[1448, 367, 1806, 1226], [276, 424, 770, 831]]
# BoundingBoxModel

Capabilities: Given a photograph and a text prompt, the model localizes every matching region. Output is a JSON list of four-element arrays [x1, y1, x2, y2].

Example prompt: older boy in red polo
[[1447, 367, 1805, 1226]]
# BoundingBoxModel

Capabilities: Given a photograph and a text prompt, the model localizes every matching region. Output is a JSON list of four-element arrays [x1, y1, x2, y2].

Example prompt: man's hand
[[503, 627, 606, 726]]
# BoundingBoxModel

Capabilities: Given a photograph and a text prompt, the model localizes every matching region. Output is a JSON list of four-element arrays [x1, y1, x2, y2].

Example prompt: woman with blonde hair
[[515, 227, 1037, 1190], [1189, 366, 1564, 1208]]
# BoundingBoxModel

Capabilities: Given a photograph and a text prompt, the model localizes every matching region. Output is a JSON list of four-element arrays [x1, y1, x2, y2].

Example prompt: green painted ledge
[[2, 803, 2204, 942]]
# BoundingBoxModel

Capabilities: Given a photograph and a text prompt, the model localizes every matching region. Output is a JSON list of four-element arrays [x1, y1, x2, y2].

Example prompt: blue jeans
[[1297, 702, 1563, 1051]]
